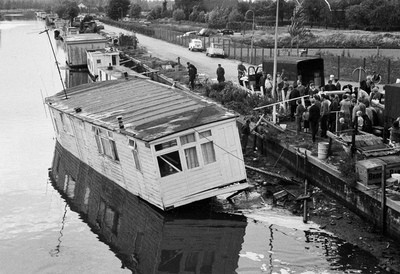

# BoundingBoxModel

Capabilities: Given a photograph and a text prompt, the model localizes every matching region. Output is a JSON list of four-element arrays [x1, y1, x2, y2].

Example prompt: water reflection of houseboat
[[49, 142, 247, 273]]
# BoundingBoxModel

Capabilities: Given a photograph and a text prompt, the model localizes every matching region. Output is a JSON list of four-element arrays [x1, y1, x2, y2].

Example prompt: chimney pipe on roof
[[117, 116, 124, 129], [107, 63, 113, 70]]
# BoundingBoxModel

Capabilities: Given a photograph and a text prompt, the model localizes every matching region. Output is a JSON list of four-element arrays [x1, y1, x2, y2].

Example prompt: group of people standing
[[187, 62, 227, 89], [284, 74, 384, 143]]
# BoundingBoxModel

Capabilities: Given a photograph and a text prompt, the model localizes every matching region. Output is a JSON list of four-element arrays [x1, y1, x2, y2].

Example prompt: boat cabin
[[262, 56, 325, 87], [96, 65, 147, 82], [45, 78, 249, 210], [86, 47, 120, 79], [63, 33, 108, 68]]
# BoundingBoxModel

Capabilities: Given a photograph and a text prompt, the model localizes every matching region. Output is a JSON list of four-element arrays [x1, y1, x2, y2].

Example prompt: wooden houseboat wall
[[63, 34, 108, 68], [86, 48, 120, 80], [46, 78, 248, 210], [49, 141, 246, 273], [96, 65, 147, 82]]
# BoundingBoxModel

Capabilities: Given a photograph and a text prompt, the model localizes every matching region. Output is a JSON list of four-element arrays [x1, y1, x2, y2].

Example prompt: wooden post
[[337, 55, 340, 80], [262, 48, 264, 61], [241, 43, 243, 62], [270, 47, 272, 57], [247, 44, 250, 63], [228, 40, 231, 58], [303, 179, 308, 223], [363, 57, 366, 70], [351, 116, 357, 157], [388, 59, 391, 84], [381, 164, 387, 234], [233, 41, 236, 60]]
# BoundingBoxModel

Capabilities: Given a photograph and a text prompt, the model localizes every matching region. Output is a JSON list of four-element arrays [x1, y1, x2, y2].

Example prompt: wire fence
[[103, 19, 400, 85]]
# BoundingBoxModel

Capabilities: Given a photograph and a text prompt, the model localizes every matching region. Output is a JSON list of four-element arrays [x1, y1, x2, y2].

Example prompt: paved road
[[105, 24, 248, 83], [105, 24, 385, 91]]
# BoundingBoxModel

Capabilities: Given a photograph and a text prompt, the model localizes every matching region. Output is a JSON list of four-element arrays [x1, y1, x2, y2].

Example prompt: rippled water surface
[[0, 13, 389, 274]]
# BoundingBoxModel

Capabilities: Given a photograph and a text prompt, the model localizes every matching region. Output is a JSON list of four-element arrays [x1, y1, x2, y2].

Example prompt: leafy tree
[[162, 0, 167, 12], [54, 1, 79, 23], [301, 0, 329, 28], [107, 0, 130, 21], [188, 5, 200, 21], [228, 9, 244, 22], [174, 0, 202, 18], [287, 5, 308, 46], [148, 6, 162, 20], [172, 8, 186, 21], [197, 11, 206, 23], [208, 7, 227, 28], [237, 1, 250, 16], [130, 4, 141, 19]]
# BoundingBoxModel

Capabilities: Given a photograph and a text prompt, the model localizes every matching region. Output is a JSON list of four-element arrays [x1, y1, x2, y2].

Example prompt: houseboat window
[[157, 151, 182, 177], [52, 110, 59, 135], [59, 113, 72, 134], [93, 127, 119, 161], [128, 139, 141, 171], [155, 140, 177, 151], [112, 55, 117, 65], [184, 147, 199, 169], [201, 142, 216, 164], [180, 133, 195, 145], [96, 59, 101, 64], [199, 130, 212, 139]]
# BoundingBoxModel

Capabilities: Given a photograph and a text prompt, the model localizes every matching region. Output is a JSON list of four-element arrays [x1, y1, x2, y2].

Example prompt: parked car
[[188, 39, 203, 52], [206, 43, 225, 58], [219, 29, 234, 35], [197, 28, 217, 37], [177, 31, 197, 39]]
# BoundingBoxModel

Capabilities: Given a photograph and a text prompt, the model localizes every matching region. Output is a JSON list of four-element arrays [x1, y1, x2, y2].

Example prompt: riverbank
[[234, 146, 400, 273]]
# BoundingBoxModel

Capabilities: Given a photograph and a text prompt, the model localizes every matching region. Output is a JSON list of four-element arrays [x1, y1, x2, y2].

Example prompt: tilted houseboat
[[45, 77, 249, 210]]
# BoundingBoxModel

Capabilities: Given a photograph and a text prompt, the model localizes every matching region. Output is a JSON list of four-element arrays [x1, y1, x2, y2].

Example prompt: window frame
[[128, 139, 141, 172], [153, 129, 217, 178], [92, 126, 119, 162]]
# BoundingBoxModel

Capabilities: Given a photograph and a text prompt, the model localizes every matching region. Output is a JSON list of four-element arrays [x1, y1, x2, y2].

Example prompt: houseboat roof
[[86, 47, 119, 55], [64, 33, 108, 44], [45, 78, 238, 142], [98, 65, 148, 79]]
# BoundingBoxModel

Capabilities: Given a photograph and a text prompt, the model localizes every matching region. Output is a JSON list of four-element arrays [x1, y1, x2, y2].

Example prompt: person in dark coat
[[187, 62, 197, 90], [289, 85, 300, 121], [308, 98, 321, 143], [241, 119, 251, 154], [216, 64, 225, 83], [295, 99, 306, 135]]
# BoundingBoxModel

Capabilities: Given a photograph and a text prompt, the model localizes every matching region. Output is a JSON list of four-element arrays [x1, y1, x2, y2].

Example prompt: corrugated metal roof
[[45, 78, 237, 142], [64, 33, 108, 44]]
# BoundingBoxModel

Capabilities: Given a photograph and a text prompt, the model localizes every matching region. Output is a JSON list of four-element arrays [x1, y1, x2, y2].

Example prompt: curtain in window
[[201, 142, 216, 164], [184, 147, 199, 169], [180, 133, 196, 145]]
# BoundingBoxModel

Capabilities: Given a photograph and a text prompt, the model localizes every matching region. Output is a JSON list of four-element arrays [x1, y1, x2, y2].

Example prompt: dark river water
[[0, 13, 389, 274]]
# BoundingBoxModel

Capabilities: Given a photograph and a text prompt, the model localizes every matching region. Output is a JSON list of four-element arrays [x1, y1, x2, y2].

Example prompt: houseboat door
[[216, 124, 246, 183]]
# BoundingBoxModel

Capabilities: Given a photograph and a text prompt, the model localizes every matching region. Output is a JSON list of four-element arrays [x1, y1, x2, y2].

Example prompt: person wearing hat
[[370, 87, 382, 103]]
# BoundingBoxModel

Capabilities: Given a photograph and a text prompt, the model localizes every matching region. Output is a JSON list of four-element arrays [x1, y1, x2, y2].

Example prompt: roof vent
[[117, 116, 124, 129]]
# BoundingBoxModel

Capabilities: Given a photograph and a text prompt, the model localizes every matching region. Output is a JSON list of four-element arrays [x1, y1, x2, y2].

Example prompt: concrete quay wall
[[257, 137, 400, 241]]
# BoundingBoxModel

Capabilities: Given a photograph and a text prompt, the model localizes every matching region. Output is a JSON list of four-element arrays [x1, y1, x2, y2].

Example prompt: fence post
[[270, 47, 272, 57], [388, 59, 391, 84], [363, 57, 366, 70], [337, 55, 340, 80], [247, 44, 250, 63], [240, 43, 243, 62], [234, 41, 236, 60], [262, 48, 264, 62], [228, 40, 231, 58]]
